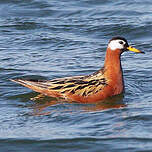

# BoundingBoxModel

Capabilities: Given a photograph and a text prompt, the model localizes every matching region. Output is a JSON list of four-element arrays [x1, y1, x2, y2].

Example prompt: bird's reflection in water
[[31, 94, 126, 116]]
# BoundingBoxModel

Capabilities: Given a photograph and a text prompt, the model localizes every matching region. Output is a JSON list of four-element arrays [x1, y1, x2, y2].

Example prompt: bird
[[11, 37, 144, 103]]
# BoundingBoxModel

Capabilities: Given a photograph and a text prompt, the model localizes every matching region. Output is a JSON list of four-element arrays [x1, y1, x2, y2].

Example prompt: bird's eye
[[119, 41, 124, 45]]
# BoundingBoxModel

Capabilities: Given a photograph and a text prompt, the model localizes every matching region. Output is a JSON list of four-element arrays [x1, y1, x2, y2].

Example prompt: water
[[0, 0, 152, 151]]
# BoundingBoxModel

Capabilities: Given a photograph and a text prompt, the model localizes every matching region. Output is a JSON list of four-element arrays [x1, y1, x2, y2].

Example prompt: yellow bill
[[127, 46, 145, 54]]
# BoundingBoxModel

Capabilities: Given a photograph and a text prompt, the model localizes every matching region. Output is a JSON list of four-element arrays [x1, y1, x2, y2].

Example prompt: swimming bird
[[11, 37, 144, 103]]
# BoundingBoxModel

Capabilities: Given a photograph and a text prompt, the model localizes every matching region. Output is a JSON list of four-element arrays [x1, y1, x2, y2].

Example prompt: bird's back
[[12, 68, 109, 103]]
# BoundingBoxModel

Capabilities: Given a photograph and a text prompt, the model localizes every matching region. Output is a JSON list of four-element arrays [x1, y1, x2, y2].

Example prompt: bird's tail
[[10, 79, 61, 97], [11, 79, 45, 92]]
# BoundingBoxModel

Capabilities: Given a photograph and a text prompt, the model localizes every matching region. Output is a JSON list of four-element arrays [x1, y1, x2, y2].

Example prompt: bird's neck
[[104, 48, 122, 71], [103, 48, 124, 94]]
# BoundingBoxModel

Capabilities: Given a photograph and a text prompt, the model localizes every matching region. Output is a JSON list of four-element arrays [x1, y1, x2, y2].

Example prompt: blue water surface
[[0, 0, 152, 151]]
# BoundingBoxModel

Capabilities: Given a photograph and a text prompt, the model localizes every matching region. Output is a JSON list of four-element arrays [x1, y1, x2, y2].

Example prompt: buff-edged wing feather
[[11, 69, 108, 101]]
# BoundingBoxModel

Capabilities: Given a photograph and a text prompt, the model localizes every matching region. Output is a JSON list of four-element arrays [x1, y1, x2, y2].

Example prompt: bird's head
[[108, 36, 144, 54]]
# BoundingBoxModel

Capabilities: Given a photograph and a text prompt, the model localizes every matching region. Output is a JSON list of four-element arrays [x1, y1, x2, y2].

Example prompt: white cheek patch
[[108, 40, 124, 50]]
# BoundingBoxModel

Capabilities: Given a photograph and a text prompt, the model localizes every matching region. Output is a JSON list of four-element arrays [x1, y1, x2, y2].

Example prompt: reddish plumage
[[11, 37, 144, 103]]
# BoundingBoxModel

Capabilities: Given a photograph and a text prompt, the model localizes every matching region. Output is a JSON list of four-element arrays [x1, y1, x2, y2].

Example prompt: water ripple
[[0, 0, 152, 151]]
